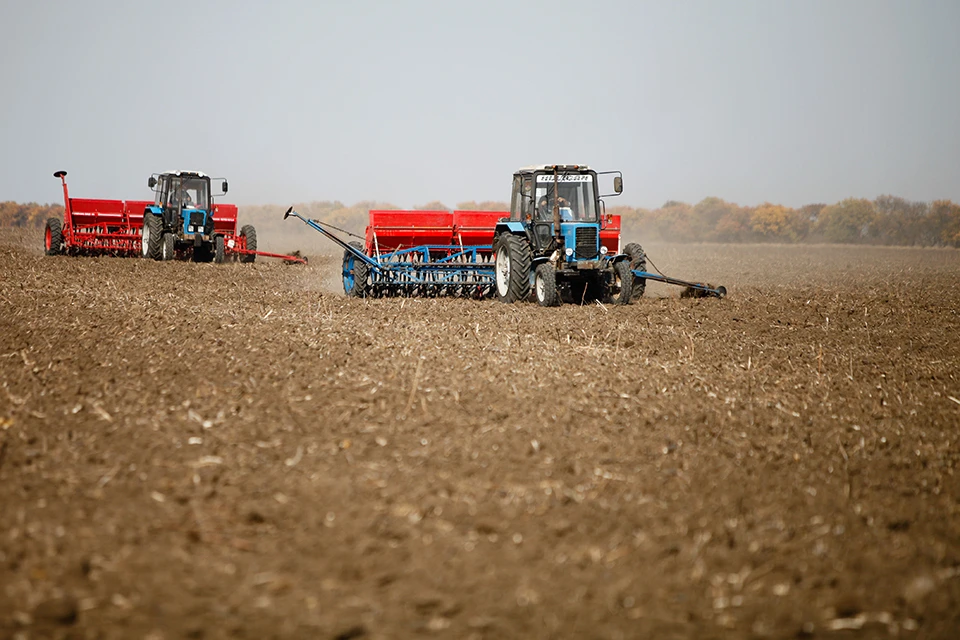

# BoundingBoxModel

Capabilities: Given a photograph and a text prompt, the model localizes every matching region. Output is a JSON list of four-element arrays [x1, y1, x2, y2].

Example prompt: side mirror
[[613, 177, 623, 194], [222, 181, 228, 194], [148, 176, 157, 189]]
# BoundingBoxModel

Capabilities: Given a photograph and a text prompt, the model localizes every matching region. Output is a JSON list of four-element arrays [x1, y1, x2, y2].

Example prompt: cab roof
[[515, 164, 592, 174], [159, 170, 208, 178]]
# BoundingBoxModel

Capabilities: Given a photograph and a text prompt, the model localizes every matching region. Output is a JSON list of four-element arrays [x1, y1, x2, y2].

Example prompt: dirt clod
[[33, 596, 79, 625]]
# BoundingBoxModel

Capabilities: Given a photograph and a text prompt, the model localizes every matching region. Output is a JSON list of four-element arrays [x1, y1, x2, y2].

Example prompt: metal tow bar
[[284, 207, 380, 270], [631, 270, 727, 298]]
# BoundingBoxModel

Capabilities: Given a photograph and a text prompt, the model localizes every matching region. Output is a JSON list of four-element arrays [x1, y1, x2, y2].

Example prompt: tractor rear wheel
[[534, 263, 560, 307], [493, 234, 532, 303], [343, 241, 368, 297], [623, 242, 646, 299], [239, 225, 257, 263], [161, 233, 175, 261], [610, 260, 634, 305], [142, 214, 163, 260], [214, 235, 225, 264], [44, 218, 63, 255]]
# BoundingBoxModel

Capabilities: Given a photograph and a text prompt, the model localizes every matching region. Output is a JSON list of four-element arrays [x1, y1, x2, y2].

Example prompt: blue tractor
[[493, 165, 645, 306], [142, 170, 229, 262]]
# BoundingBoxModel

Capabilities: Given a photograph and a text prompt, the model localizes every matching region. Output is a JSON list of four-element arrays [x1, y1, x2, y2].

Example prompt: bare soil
[[1, 229, 959, 639]]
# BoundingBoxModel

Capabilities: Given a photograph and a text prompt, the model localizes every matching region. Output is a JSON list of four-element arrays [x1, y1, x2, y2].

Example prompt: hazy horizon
[[2, 0, 958, 210]]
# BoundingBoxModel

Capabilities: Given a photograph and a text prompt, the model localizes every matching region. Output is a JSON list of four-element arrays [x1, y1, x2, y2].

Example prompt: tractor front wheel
[[343, 241, 369, 297], [493, 234, 532, 303], [534, 263, 560, 307], [609, 260, 634, 305], [44, 218, 63, 256], [142, 214, 162, 260], [623, 242, 646, 299], [239, 225, 257, 263], [161, 233, 175, 261], [214, 236, 225, 264]]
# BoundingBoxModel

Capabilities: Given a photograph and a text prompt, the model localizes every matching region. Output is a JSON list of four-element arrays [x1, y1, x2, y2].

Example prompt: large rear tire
[[534, 263, 560, 307], [161, 233, 175, 261], [239, 225, 257, 264], [343, 241, 369, 297], [623, 242, 646, 299], [44, 218, 63, 256], [493, 233, 532, 303], [214, 235, 225, 264], [142, 213, 163, 260], [610, 260, 634, 305]]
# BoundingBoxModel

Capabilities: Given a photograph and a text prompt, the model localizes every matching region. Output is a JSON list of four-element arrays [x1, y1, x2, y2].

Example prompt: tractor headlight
[[600, 246, 608, 255], [188, 225, 195, 232], [565, 247, 574, 257], [198, 226, 204, 233]]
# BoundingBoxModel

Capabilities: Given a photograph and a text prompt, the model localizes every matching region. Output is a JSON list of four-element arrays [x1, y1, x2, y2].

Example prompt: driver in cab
[[537, 195, 575, 221]]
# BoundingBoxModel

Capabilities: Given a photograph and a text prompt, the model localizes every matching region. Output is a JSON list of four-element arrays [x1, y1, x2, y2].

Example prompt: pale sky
[[2, 0, 958, 209]]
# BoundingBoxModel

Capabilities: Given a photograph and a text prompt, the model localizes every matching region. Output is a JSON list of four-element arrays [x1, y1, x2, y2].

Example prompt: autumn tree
[[928, 200, 960, 247], [872, 195, 930, 246], [816, 198, 877, 244], [750, 203, 796, 241], [713, 205, 753, 242], [693, 197, 739, 241]]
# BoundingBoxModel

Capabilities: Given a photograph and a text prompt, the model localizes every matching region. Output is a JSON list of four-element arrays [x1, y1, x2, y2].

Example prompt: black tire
[[623, 242, 646, 299], [239, 224, 257, 264], [534, 263, 560, 307], [343, 241, 369, 297], [214, 235, 225, 264], [609, 260, 634, 305], [161, 233, 175, 261], [142, 213, 163, 260], [493, 233, 532, 303], [44, 218, 63, 255]]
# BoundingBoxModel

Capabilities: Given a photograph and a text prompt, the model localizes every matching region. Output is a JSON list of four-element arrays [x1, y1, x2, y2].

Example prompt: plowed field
[[1, 229, 959, 639]]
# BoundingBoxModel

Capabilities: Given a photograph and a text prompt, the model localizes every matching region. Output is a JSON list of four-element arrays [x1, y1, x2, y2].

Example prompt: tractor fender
[[609, 253, 630, 264], [531, 255, 552, 268], [495, 221, 527, 236], [143, 205, 168, 229]]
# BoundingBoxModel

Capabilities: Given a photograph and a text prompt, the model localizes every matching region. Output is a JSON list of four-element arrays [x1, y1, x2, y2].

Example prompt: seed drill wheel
[[609, 260, 634, 305], [493, 234, 532, 303], [142, 214, 163, 260], [623, 242, 646, 299], [342, 241, 369, 297], [44, 218, 63, 255], [239, 225, 257, 263], [534, 263, 560, 307], [161, 233, 175, 261]]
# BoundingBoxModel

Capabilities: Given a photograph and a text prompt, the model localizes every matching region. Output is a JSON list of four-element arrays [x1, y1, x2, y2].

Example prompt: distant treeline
[[4, 196, 959, 247], [611, 196, 960, 247], [0, 202, 64, 228]]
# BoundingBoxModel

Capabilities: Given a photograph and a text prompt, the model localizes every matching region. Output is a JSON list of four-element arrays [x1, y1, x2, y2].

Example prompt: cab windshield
[[533, 173, 598, 222], [178, 177, 210, 211], [158, 176, 211, 211]]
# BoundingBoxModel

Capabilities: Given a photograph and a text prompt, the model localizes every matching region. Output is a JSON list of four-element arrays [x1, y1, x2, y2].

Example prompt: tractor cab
[[143, 170, 229, 262], [147, 171, 227, 239], [506, 165, 620, 258]]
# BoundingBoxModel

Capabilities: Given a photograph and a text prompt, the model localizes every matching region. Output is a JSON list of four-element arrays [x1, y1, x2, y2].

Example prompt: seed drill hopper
[[285, 167, 725, 304]]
